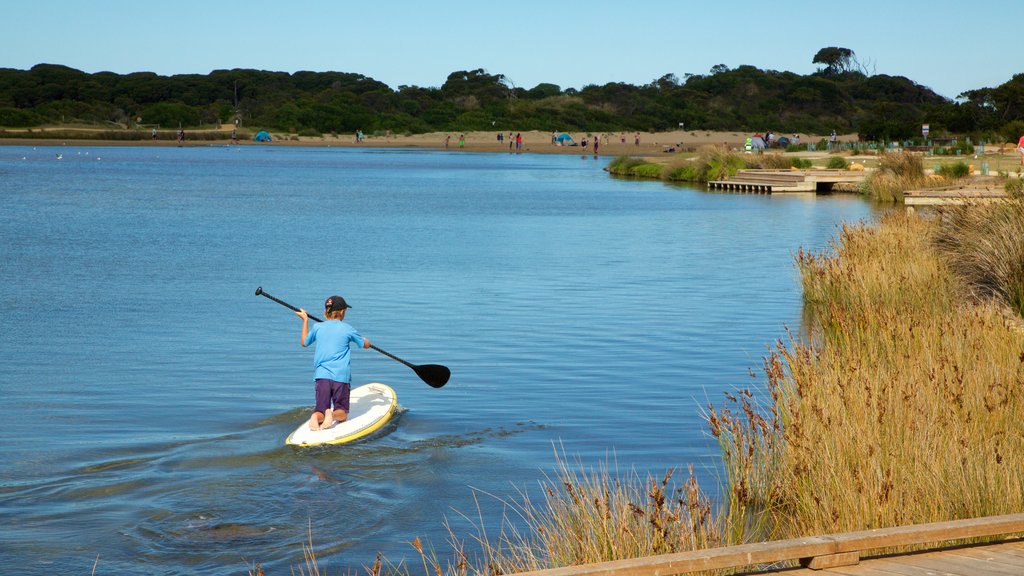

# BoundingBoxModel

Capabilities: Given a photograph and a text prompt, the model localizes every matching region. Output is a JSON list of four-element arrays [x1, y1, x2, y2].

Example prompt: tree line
[[1, 48, 1022, 142]]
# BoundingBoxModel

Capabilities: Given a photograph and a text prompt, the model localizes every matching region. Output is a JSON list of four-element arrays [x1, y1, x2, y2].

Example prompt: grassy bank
[[607, 146, 813, 183]]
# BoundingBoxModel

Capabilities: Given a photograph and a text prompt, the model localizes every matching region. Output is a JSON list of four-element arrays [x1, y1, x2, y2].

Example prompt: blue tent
[[555, 133, 575, 145], [254, 131, 273, 142]]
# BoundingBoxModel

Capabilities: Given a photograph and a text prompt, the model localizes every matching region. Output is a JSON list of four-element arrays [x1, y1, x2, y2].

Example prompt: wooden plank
[[829, 513, 1024, 553], [509, 537, 837, 576], [884, 551, 1017, 575], [822, 565, 909, 576], [852, 558, 958, 575], [946, 547, 1024, 570], [801, 551, 859, 569], [508, 516, 1024, 576]]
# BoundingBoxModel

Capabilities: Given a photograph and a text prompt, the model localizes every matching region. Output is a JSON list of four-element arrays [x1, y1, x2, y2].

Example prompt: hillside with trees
[[1, 47, 1022, 142]]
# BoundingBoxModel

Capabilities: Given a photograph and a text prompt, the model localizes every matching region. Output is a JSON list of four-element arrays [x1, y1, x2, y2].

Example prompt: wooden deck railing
[[510, 513, 1024, 576]]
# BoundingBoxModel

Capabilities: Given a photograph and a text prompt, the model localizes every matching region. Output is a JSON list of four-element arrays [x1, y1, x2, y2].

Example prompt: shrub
[[936, 161, 970, 179], [1001, 120, 1024, 144], [792, 158, 813, 169], [863, 151, 925, 202], [666, 165, 698, 181], [826, 156, 849, 170], [1007, 178, 1024, 199], [630, 163, 665, 178], [695, 145, 745, 181], [746, 154, 792, 170], [933, 197, 1024, 316]]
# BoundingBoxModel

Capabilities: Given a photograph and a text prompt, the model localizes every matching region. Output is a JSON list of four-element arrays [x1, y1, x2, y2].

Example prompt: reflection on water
[[0, 145, 879, 574]]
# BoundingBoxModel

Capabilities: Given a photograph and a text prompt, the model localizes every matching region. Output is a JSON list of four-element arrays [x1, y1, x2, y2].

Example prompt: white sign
[[922, 124, 930, 136]]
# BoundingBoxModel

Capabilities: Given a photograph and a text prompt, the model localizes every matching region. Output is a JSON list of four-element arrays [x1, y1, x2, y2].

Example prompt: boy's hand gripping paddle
[[255, 286, 450, 388]]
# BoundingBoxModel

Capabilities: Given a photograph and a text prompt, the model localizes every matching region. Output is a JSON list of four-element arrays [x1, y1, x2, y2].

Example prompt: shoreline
[[0, 129, 854, 156]]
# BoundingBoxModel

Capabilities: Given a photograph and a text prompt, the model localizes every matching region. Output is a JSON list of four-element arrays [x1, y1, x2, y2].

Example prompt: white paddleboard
[[285, 382, 398, 446]]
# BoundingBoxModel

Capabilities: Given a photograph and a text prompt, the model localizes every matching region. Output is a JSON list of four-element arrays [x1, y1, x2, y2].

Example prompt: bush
[[934, 197, 1024, 316], [606, 156, 664, 179], [1001, 120, 1024, 145], [792, 158, 813, 169], [864, 151, 925, 202], [1007, 178, 1024, 199], [666, 164, 698, 181], [936, 161, 970, 179], [746, 154, 793, 170], [826, 156, 849, 170]]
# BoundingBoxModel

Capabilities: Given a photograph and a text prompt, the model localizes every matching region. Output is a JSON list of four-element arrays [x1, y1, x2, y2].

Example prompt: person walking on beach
[[296, 295, 371, 431], [459, 134, 465, 148], [445, 135, 450, 149], [593, 136, 599, 156]]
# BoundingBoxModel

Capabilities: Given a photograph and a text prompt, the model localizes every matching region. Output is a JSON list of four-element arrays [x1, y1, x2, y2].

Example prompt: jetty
[[904, 183, 1010, 209], [707, 169, 864, 194], [511, 513, 1024, 576]]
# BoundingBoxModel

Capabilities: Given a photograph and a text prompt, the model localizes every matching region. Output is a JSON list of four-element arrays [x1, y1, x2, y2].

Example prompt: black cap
[[325, 295, 351, 312]]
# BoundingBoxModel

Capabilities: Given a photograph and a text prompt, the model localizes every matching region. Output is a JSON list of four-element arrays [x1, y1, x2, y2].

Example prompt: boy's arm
[[296, 309, 309, 346]]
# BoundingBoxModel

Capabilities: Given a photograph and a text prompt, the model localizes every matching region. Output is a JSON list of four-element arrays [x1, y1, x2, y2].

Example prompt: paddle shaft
[[255, 287, 432, 374]]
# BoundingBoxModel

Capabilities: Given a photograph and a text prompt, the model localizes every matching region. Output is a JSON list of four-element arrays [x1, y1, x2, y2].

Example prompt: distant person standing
[[459, 134, 465, 148], [634, 132, 640, 147], [445, 135, 450, 149], [151, 128, 157, 139], [1018, 132, 1024, 166], [829, 130, 837, 151], [515, 132, 522, 152], [593, 136, 599, 156], [177, 129, 184, 146]]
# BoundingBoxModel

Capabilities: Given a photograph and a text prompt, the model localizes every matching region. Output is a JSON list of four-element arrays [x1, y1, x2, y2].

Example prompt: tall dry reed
[[864, 152, 926, 202], [717, 211, 1024, 537], [932, 197, 1024, 316]]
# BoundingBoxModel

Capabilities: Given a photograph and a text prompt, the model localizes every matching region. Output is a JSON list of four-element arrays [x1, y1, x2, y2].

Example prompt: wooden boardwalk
[[774, 539, 1024, 575], [904, 184, 1009, 209], [510, 513, 1024, 576], [707, 169, 864, 194]]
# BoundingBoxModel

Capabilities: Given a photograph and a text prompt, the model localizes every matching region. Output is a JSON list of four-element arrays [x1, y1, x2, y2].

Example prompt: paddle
[[255, 287, 450, 388]]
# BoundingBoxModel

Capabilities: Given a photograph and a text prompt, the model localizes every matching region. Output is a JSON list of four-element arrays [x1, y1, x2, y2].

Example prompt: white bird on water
[[55, 154, 62, 160]]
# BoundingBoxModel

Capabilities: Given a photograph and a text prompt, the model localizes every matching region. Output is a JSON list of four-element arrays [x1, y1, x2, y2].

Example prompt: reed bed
[[745, 211, 1024, 536], [933, 197, 1024, 316], [281, 210, 1024, 575], [863, 152, 926, 202]]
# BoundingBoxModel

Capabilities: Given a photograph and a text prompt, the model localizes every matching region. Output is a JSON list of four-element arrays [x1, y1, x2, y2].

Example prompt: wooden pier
[[904, 184, 1010, 209], [510, 513, 1024, 576], [707, 169, 865, 194]]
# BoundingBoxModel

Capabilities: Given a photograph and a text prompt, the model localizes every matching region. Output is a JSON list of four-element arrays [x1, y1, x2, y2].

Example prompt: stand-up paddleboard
[[285, 383, 398, 446]]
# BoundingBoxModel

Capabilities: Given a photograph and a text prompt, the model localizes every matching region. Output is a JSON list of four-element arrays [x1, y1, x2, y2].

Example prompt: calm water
[[0, 145, 878, 574]]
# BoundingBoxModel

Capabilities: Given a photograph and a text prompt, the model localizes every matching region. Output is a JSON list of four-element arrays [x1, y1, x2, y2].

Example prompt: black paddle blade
[[415, 364, 450, 388]]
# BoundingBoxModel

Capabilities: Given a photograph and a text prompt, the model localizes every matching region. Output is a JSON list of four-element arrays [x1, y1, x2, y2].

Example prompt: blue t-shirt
[[304, 321, 365, 383]]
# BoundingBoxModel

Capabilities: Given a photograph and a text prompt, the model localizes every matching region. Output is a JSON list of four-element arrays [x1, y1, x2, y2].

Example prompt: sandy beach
[[0, 128, 855, 156]]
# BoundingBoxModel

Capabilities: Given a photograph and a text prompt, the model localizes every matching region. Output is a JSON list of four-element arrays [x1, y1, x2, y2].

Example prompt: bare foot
[[321, 409, 334, 430], [308, 414, 321, 431]]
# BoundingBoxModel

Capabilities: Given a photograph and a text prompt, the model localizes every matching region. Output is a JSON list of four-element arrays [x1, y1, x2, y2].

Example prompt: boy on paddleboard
[[296, 295, 371, 431]]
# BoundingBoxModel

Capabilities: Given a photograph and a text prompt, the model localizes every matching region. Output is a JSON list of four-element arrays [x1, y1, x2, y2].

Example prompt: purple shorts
[[314, 379, 351, 414]]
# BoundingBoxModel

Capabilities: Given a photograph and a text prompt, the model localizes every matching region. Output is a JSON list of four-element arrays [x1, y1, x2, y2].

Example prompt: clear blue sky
[[4, 0, 1021, 99]]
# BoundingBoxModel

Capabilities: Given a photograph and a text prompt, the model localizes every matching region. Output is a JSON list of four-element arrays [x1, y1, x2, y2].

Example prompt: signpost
[[922, 124, 930, 137]]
